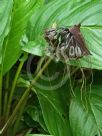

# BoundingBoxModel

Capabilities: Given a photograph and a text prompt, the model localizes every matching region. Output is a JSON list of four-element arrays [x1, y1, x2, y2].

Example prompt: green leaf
[[69, 85, 102, 136], [32, 61, 72, 136], [27, 0, 102, 69], [0, 0, 13, 64], [17, 77, 30, 88], [25, 105, 48, 132], [22, 40, 46, 56], [2, 0, 44, 74]]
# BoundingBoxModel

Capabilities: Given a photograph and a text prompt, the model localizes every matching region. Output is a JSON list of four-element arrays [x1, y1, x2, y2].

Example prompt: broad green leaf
[[24, 105, 48, 132], [2, 0, 44, 74], [32, 61, 72, 136], [22, 40, 46, 56], [0, 0, 13, 64], [27, 0, 102, 69], [69, 85, 102, 136]]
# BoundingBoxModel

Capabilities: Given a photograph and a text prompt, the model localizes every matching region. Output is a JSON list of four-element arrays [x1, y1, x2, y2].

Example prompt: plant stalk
[[3, 72, 10, 117], [6, 60, 25, 121], [0, 57, 52, 134], [12, 99, 26, 136], [0, 66, 2, 118]]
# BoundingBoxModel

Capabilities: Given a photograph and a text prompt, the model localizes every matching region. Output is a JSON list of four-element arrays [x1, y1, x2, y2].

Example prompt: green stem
[[0, 66, 2, 118], [3, 93, 8, 118], [12, 99, 26, 136], [0, 58, 52, 134], [6, 60, 24, 120], [11, 58, 50, 135], [34, 57, 46, 75], [3, 72, 10, 117], [5, 72, 9, 89]]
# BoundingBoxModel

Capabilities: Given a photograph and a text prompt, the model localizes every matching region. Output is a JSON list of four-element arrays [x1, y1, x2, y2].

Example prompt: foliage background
[[0, 0, 102, 136]]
